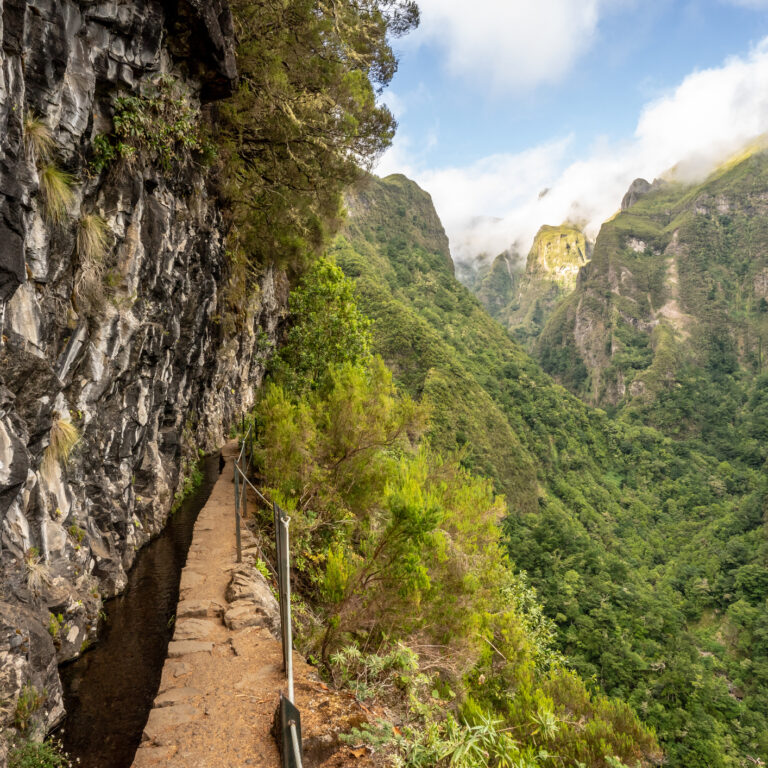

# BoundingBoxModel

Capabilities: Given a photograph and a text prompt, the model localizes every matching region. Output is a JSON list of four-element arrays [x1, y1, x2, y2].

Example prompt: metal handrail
[[232, 423, 303, 768], [290, 721, 303, 768]]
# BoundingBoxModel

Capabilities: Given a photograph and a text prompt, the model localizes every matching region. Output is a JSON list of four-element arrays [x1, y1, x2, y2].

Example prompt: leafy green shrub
[[329, 644, 419, 700], [47, 613, 66, 642], [269, 257, 372, 393], [90, 133, 127, 173], [8, 737, 72, 768], [254, 558, 271, 580], [95, 75, 213, 173], [171, 457, 203, 513], [219, 0, 417, 268]]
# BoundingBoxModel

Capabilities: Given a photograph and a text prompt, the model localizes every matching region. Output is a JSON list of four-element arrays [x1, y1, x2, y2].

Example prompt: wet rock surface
[[0, 0, 287, 746]]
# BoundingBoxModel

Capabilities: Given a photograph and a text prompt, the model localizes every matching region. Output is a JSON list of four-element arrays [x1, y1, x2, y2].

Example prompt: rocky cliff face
[[535, 150, 768, 421], [0, 0, 286, 750], [472, 224, 590, 349]]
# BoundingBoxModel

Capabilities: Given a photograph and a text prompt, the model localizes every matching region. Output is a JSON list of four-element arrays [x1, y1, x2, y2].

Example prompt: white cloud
[[378, 38, 768, 270], [409, 0, 609, 92]]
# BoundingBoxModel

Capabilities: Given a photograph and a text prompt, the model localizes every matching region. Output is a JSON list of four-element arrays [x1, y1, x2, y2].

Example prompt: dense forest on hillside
[[325, 173, 768, 768], [213, 2, 662, 766]]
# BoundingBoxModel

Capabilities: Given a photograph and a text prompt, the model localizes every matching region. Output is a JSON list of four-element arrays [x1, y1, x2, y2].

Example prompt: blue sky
[[375, 1, 768, 267]]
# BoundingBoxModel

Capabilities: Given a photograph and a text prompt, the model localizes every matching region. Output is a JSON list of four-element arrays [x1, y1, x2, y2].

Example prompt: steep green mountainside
[[333, 173, 768, 768], [475, 224, 591, 348], [536, 150, 768, 464]]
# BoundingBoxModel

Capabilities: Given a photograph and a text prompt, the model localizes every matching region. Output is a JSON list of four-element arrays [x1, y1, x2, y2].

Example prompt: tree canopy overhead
[[219, 0, 418, 269]]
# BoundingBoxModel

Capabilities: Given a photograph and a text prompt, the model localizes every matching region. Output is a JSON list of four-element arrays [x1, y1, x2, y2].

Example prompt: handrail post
[[289, 721, 303, 768], [241, 431, 248, 546], [242, 443, 303, 766], [234, 461, 242, 565], [279, 512, 294, 703], [274, 502, 287, 672]]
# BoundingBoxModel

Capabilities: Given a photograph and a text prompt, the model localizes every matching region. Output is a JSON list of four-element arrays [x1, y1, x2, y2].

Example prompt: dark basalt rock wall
[[0, 1, 286, 754]]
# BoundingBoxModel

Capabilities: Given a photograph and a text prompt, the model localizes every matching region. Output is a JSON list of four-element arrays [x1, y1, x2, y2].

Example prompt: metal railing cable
[[233, 424, 303, 768]]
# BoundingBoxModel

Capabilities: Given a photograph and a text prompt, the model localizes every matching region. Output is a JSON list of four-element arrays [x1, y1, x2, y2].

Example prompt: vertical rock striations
[[0, 0, 287, 746]]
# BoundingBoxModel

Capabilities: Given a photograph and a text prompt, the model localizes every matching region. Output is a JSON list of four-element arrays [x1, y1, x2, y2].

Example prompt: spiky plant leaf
[[41, 418, 80, 482], [24, 553, 51, 596], [39, 164, 74, 224], [23, 112, 54, 165], [77, 214, 109, 264]]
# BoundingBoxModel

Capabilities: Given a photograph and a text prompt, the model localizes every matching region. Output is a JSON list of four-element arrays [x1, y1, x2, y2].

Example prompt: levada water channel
[[57, 454, 220, 767]]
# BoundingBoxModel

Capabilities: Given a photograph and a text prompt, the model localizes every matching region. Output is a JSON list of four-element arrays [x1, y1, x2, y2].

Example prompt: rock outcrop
[[471, 224, 591, 349], [0, 0, 287, 743], [620, 177, 652, 211]]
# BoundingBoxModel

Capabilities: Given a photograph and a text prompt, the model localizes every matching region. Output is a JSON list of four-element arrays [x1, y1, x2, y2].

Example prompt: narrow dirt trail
[[131, 443, 377, 768], [131, 442, 283, 767]]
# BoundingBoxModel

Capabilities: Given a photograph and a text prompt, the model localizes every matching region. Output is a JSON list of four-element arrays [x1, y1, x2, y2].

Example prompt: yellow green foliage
[[23, 112, 54, 165], [41, 418, 80, 481], [39, 164, 74, 224], [254, 353, 660, 767], [218, 0, 417, 268], [77, 214, 109, 264]]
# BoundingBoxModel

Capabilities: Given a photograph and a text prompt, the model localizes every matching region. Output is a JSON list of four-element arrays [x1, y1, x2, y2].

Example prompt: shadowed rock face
[[0, 0, 285, 746], [621, 178, 652, 211]]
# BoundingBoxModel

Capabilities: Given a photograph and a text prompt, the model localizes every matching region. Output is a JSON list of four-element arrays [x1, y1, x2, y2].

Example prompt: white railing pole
[[279, 514, 294, 703]]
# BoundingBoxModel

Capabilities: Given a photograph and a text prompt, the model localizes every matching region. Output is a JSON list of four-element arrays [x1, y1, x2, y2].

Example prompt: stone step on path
[[131, 442, 384, 768]]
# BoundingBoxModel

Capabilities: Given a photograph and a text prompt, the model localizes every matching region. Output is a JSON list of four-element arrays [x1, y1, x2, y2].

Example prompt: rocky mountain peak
[[526, 223, 590, 291], [621, 177, 652, 211]]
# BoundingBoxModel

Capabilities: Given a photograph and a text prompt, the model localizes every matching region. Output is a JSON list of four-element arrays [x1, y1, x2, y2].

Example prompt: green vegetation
[[92, 75, 213, 173], [8, 738, 73, 768], [13, 684, 45, 733], [250, 259, 661, 767], [47, 613, 66, 644], [317, 171, 768, 767], [67, 525, 85, 546], [29, 0, 767, 763], [217, 0, 417, 271], [171, 457, 204, 513], [475, 224, 591, 350], [536, 151, 768, 453], [268, 258, 372, 392]]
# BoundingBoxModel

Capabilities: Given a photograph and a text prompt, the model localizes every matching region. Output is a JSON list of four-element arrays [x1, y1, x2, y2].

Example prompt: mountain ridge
[[335, 169, 768, 768]]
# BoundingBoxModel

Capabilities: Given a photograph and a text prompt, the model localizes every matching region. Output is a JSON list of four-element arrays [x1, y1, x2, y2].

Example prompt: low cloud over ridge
[[379, 38, 768, 272]]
